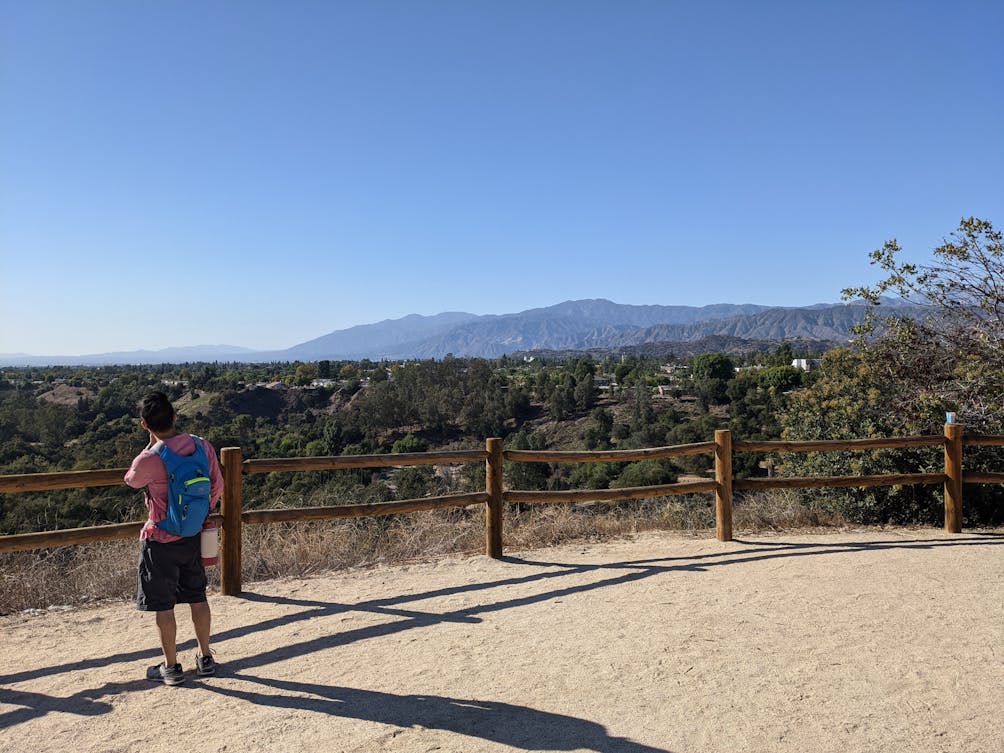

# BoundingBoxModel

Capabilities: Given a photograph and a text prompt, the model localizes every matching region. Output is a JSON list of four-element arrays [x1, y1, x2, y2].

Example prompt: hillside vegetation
[[1, 218, 1001, 612], [3, 334, 1000, 539], [1, 350, 797, 533]]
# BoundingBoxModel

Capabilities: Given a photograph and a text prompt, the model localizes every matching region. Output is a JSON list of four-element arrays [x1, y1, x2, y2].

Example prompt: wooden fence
[[1, 423, 1002, 596]]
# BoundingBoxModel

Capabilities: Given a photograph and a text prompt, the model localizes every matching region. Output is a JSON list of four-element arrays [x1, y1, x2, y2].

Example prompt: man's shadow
[[204, 673, 673, 753], [3, 533, 1001, 734]]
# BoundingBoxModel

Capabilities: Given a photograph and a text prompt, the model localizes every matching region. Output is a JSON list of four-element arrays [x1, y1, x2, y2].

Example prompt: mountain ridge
[[2, 298, 904, 366]]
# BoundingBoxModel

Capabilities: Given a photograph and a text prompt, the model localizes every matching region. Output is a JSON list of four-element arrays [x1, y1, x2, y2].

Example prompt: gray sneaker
[[146, 662, 185, 686], [195, 652, 217, 677]]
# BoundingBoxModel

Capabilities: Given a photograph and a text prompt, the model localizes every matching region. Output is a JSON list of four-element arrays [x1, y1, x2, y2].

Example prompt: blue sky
[[2, 1, 1002, 355]]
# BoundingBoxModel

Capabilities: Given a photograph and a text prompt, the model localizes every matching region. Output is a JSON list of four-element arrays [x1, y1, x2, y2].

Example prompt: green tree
[[691, 353, 736, 381], [756, 366, 803, 393], [584, 408, 614, 449], [505, 430, 551, 491], [567, 461, 621, 490], [763, 343, 795, 367], [725, 370, 792, 478], [690, 353, 735, 408], [787, 216, 1004, 524], [395, 466, 435, 499], [391, 433, 427, 454], [614, 358, 638, 387], [779, 348, 942, 524], [574, 373, 596, 411], [293, 363, 319, 386], [611, 459, 678, 488], [548, 377, 575, 420], [843, 216, 1004, 431]]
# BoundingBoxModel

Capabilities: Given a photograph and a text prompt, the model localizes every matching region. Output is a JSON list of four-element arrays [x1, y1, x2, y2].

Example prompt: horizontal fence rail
[[504, 481, 719, 505], [1, 424, 1001, 595], [0, 468, 129, 494], [241, 493, 488, 525], [0, 513, 224, 554], [503, 441, 716, 464], [962, 471, 1004, 484], [243, 449, 488, 474], [734, 473, 947, 491], [963, 435, 1004, 446], [733, 436, 948, 453]]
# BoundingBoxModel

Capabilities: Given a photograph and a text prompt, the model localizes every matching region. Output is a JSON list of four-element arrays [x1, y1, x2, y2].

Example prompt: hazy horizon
[[2, 296, 862, 358]]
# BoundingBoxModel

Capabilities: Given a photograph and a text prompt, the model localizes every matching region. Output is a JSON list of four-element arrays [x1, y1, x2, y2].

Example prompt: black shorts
[[136, 535, 207, 612]]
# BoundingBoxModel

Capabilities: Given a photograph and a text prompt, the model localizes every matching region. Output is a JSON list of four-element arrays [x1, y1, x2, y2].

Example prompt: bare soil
[[37, 384, 96, 406], [1, 528, 1002, 753]]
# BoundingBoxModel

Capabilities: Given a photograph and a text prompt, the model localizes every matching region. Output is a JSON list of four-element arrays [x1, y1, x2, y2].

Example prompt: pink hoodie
[[124, 433, 223, 542]]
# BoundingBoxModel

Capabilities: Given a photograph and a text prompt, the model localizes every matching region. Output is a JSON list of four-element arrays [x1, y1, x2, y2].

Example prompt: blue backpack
[[153, 436, 211, 537]]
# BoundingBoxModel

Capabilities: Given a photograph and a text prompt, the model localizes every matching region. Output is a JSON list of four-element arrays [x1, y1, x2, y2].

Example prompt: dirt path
[[2, 529, 1002, 753]]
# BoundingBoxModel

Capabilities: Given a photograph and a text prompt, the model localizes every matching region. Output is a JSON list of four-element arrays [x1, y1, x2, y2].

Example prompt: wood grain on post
[[219, 446, 243, 595], [944, 423, 963, 533], [485, 437, 503, 559], [714, 429, 733, 542]]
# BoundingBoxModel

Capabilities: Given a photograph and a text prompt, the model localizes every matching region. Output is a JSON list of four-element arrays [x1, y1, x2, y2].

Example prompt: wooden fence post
[[485, 437, 503, 558], [715, 429, 733, 542], [944, 422, 963, 533], [220, 446, 243, 595]]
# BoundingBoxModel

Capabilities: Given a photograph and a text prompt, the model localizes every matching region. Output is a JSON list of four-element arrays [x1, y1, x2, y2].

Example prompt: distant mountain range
[[2, 298, 913, 366]]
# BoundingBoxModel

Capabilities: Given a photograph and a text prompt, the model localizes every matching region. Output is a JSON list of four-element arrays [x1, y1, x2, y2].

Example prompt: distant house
[[310, 378, 337, 388], [791, 359, 822, 371]]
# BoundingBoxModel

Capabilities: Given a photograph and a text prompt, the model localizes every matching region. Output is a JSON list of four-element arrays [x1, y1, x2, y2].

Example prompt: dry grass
[[0, 540, 139, 615], [0, 491, 847, 615], [732, 489, 847, 532]]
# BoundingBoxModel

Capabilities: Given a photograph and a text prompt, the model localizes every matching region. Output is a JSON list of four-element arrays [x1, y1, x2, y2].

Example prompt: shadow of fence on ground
[[2, 533, 1001, 736]]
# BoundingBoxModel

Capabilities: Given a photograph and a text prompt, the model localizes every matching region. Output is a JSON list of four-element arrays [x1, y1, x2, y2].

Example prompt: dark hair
[[140, 391, 175, 433]]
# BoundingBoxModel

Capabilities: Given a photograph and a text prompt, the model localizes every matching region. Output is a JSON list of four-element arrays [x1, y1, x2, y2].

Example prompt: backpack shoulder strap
[[150, 440, 168, 461], [152, 436, 205, 462], [187, 435, 208, 464]]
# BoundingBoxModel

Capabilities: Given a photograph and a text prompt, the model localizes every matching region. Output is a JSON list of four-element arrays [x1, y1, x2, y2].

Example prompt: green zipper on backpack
[[178, 477, 210, 509]]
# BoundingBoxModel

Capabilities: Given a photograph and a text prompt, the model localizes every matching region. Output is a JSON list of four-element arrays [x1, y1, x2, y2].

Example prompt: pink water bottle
[[200, 521, 219, 566]]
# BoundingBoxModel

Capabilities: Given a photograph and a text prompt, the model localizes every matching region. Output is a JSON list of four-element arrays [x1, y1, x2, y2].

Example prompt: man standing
[[125, 391, 223, 685]]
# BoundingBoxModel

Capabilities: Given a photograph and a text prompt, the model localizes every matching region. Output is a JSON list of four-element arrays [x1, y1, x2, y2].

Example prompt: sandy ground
[[1, 528, 1002, 753]]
